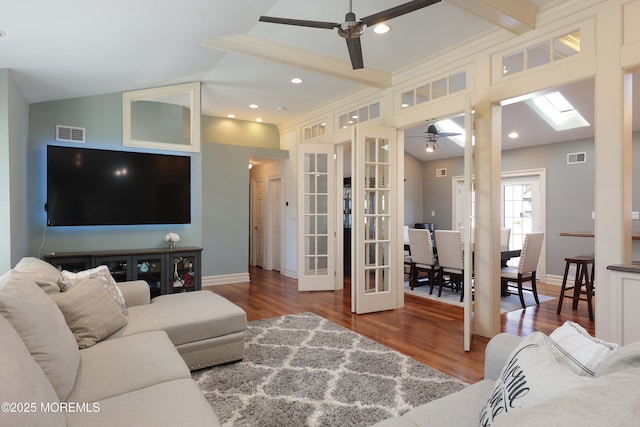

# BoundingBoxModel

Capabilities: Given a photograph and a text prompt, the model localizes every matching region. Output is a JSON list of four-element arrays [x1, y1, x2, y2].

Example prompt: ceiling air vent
[[567, 152, 586, 165], [56, 125, 85, 143], [435, 168, 447, 177]]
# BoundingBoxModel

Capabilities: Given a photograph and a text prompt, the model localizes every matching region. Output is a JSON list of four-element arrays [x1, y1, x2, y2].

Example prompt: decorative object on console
[[165, 232, 181, 250]]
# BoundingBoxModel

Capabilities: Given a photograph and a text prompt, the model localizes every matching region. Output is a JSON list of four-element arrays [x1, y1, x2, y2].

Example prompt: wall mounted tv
[[47, 145, 191, 226]]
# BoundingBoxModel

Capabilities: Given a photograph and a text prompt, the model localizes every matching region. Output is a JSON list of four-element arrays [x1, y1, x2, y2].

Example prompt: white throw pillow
[[59, 265, 127, 314], [549, 321, 618, 376], [479, 332, 591, 427]]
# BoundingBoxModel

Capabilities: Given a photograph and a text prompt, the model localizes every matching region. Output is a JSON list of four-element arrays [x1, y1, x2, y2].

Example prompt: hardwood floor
[[206, 266, 595, 384]]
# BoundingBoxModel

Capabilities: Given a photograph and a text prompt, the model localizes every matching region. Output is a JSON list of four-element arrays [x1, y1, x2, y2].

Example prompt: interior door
[[352, 124, 401, 314], [297, 143, 336, 291], [272, 178, 282, 271], [254, 178, 265, 268]]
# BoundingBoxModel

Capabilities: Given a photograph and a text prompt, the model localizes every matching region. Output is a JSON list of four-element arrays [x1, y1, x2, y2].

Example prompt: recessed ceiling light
[[227, 114, 236, 118], [290, 77, 303, 84], [508, 131, 519, 139], [249, 104, 259, 109], [401, 103, 410, 108], [276, 106, 287, 111], [373, 24, 390, 34], [256, 118, 263, 123]]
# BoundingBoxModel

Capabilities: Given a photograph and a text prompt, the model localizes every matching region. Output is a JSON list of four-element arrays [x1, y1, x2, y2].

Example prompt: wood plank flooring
[[206, 266, 595, 384]]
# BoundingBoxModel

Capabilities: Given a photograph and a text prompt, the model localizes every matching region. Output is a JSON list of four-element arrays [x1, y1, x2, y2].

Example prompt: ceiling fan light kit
[[259, 0, 441, 70]]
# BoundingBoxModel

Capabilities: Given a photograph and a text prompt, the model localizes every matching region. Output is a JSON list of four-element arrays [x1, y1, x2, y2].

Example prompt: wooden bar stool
[[556, 254, 595, 321]]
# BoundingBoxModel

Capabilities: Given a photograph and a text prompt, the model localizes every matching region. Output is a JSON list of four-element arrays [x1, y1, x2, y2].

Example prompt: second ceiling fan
[[259, 0, 441, 70]]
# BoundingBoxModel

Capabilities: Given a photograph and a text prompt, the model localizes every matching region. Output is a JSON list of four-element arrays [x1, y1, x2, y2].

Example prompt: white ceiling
[[3, 0, 613, 161]]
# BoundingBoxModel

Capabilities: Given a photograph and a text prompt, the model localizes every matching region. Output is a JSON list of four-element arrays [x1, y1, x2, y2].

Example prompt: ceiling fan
[[408, 123, 462, 152], [258, 0, 441, 70]]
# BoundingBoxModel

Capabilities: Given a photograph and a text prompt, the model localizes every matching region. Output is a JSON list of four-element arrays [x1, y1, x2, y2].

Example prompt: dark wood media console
[[44, 247, 202, 298]]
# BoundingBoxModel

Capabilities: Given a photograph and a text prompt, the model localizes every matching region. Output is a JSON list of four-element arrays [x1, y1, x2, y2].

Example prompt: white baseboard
[[202, 273, 250, 287], [543, 274, 563, 286], [282, 267, 297, 279]]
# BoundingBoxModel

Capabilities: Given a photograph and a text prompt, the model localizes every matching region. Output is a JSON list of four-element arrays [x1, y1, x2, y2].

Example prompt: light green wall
[[201, 142, 288, 276], [26, 91, 285, 279], [202, 115, 280, 148], [403, 152, 425, 227], [0, 69, 29, 271], [131, 100, 190, 145], [28, 93, 203, 255]]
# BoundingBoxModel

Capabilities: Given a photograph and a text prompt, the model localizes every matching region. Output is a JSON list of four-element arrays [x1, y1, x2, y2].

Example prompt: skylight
[[525, 91, 589, 131], [435, 119, 467, 147]]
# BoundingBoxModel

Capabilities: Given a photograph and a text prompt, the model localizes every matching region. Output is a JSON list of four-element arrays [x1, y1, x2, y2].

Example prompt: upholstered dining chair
[[407, 228, 439, 292], [403, 226, 412, 281], [434, 230, 466, 301], [500, 228, 511, 251], [500, 231, 545, 309]]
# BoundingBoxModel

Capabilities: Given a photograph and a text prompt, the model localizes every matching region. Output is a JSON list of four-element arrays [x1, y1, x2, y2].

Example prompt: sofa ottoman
[[109, 285, 247, 369]]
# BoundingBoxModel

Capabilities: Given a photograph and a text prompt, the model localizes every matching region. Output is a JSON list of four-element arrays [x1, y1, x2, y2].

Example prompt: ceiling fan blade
[[439, 131, 462, 137], [346, 38, 364, 70], [259, 16, 339, 30], [360, 0, 441, 26]]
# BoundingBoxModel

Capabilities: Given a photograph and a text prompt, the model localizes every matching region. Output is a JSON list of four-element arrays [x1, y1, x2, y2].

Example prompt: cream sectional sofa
[[0, 257, 247, 426], [374, 329, 640, 426]]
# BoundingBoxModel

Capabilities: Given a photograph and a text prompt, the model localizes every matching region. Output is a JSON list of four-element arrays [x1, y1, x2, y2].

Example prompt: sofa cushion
[[0, 272, 80, 401], [52, 277, 128, 348], [596, 340, 640, 377], [59, 265, 127, 314], [479, 332, 590, 426], [0, 315, 66, 427], [492, 368, 640, 427], [67, 331, 190, 402], [13, 257, 62, 294], [373, 380, 494, 427], [66, 378, 221, 427], [549, 320, 618, 376], [110, 291, 246, 346]]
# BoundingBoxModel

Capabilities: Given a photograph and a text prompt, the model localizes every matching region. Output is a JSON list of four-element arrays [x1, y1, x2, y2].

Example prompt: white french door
[[297, 143, 337, 291], [352, 124, 402, 314]]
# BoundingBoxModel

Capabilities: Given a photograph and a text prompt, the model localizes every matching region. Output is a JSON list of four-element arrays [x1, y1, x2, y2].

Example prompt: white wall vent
[[567, 152, 586, 164], [435, 168, 447, 177], [56, 125, 85, 143]]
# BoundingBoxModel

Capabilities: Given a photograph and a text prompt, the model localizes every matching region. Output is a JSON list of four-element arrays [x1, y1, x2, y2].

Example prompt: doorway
[[250, 166, 284, 273]]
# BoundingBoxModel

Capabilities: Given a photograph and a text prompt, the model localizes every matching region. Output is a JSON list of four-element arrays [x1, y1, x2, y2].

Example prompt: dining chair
[[403, 226, 412, 281], [500, 228, 511, 251], [434, 230, 465, 301], [407, 228, 439, 292], [500, 232, 545, 309]]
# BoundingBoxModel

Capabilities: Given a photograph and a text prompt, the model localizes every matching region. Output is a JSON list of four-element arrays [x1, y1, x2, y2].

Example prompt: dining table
[[560, 231, 640, 240]]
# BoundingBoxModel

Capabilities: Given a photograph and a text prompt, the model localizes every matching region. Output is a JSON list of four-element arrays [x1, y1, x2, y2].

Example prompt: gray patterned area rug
[[192, 312, 466, 427]]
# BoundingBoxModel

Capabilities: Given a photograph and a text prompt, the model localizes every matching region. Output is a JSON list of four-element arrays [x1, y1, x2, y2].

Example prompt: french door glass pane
[[304, 216, 316, 234], [317, 195, 328, 214], [317, 215, 328, 234], [303, 153, 330, 276], [360, 136, 391, 295]]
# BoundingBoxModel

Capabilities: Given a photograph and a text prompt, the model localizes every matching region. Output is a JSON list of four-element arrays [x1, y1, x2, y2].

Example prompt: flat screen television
[[47, 145, 191, 226]]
